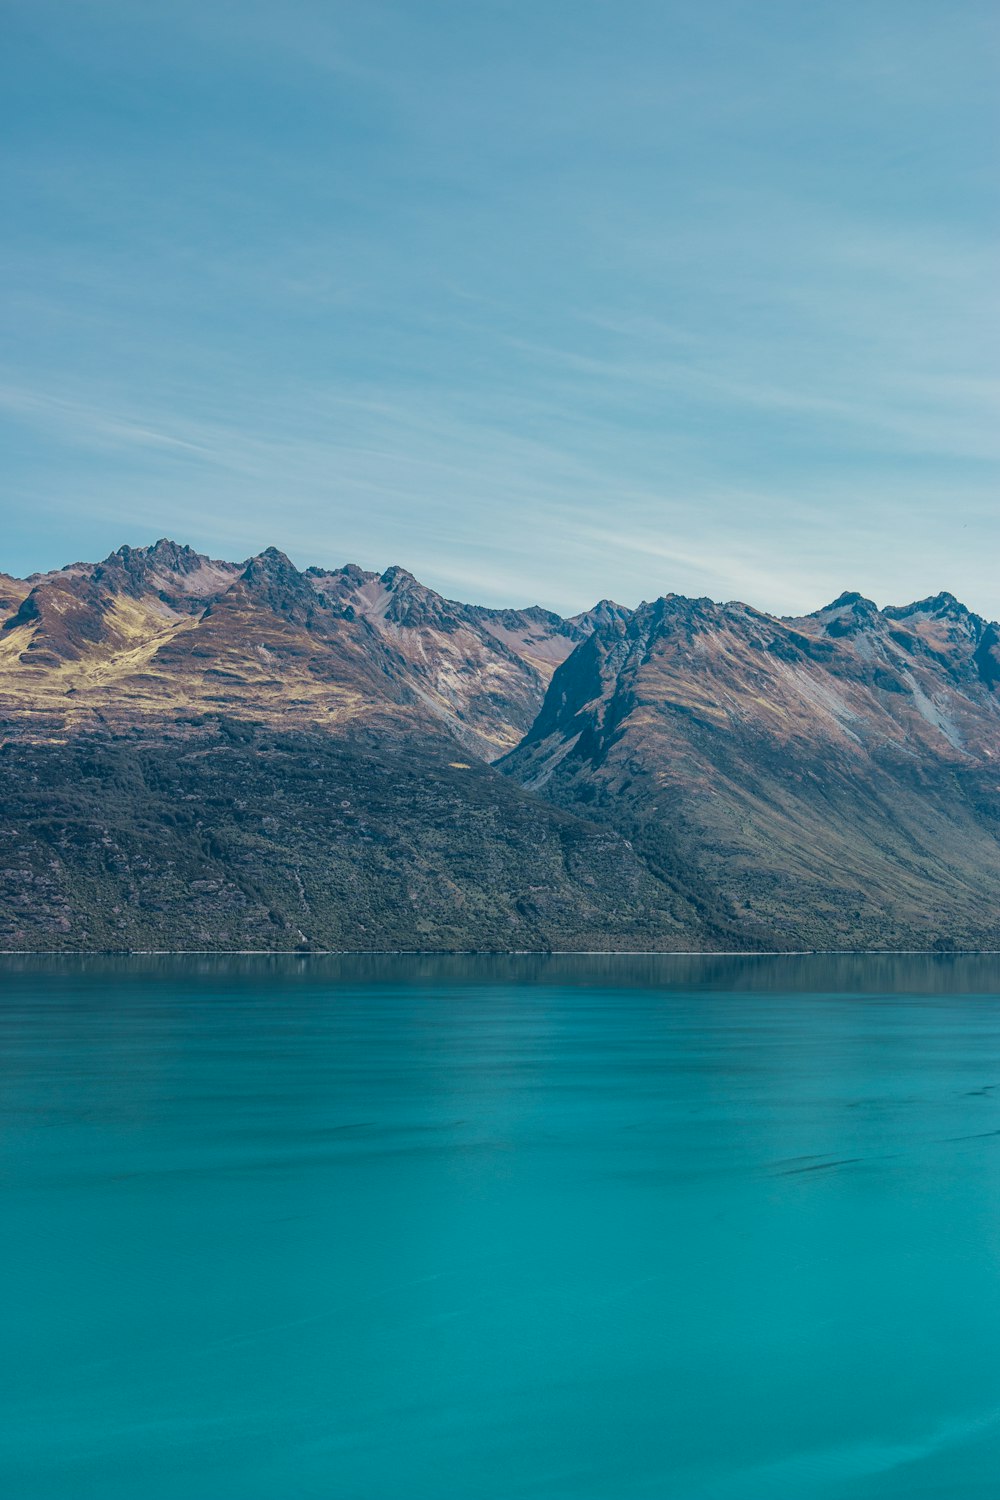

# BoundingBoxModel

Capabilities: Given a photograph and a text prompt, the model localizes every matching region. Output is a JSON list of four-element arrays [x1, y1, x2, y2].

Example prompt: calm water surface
[[3, 955, 1000, 1498]]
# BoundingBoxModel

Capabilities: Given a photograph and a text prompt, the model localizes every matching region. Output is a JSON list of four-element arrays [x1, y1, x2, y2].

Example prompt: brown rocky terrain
[[306, 560, 602, 756], [0, 540, 612, 757], [1, 541, 696, 951], [500, 590, 1000, 950], [4, 540, 1000, 951]]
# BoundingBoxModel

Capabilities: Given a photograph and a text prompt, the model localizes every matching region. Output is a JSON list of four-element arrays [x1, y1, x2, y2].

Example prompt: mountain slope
[[308, 563, 597, 756], [0, 541, 597, 756], [0, 723, 707, 952], [0, 542, 700, 951], [500, 591, 1000, 950], [6, 541, 1000, 952]]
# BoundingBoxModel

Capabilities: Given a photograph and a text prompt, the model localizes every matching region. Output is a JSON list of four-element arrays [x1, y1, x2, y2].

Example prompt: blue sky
[[3, 0, 998, 615]]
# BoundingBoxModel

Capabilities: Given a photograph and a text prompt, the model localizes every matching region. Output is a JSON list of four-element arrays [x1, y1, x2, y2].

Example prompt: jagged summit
[[239, 546, 302, 584], [307, 562, 377, 588], [0, 540, 626, 761], [247, 544, 306, 572], [103, 538, 202, 570], [886, 591, 977, 623], [570, 598, 632, 633], [380, 564, 418, 587], [14, 541, 993, 637], [814, 590, 878, 613], [87, 538, 241, 611]]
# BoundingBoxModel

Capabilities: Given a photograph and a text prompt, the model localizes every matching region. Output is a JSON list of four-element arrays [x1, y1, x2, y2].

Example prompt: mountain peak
[[886, 591, 974, 622], [806, 591, 881, 639], [240, 546, 300, 580], [101, 538, 201, 570], [646, 592, 718, 626], [378, 566, 464, 629], [816, 590, 878, 615], [87, 541, 239, 611], [381, 564, 418, 589], [571, 598, 632, 634], [253, 545, 295, 567], [234, 548, 319, 618], [308, 562, 376, 587]]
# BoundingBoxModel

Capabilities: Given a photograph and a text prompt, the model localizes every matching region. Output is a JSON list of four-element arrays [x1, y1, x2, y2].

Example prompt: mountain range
[[4, 539, 1000, 952]]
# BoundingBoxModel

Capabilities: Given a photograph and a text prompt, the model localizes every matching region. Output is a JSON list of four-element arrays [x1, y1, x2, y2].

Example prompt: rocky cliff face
[[307, 563, 596, 756], [500, 590, 1000, 950], [4, 541, 1000, 952]]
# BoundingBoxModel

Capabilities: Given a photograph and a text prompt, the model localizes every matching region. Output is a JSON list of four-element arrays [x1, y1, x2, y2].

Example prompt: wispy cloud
[[2, 1, 997, 618]]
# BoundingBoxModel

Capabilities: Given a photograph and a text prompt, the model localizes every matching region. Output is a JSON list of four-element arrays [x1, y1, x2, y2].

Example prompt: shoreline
[[3, 948, 1000, 958]]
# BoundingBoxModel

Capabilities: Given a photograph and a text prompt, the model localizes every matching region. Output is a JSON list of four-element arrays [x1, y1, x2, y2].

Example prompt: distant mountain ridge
[[1, 540, 618, 757], [3, 540, 1000, 952]]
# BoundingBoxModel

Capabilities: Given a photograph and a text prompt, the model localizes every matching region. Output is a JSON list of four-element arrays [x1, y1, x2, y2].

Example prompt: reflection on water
[[5, 949, 1000, 992], [2, 955, 1000, 1498]]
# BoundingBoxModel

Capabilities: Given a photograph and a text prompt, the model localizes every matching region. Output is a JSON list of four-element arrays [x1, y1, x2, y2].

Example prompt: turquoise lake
[[3, 954, 1000, 1498]]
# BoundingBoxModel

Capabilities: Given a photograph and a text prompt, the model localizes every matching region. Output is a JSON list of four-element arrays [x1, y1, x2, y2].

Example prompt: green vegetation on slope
[[0, 721, 714, 952]]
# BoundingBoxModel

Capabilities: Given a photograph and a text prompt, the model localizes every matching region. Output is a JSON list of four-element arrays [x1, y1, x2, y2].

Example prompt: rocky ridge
[[500, 588, 1000, 949], [0, 541, 608, 757], [4, 541, 1000, 951]]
